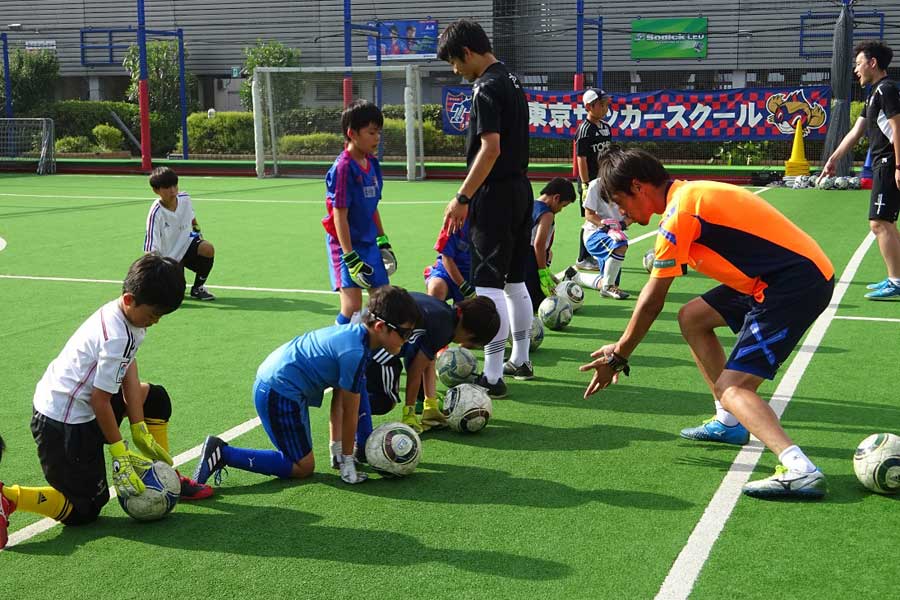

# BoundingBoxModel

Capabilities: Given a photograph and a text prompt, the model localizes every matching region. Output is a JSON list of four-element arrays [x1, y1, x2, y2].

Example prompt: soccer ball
[[643, 249, 656, 273], [365, 422, 421, 477], [849, 176, 861, 189], [853, 432, 900, 494], [443, 383, 493, 433], [834, 176, 850, 190], [117, 461, 180, 522], [817, 175, 835, 190], [530, 317, 544, 351], [556, 280, 585, 312], [436, 346, 477, 387], [538, 295, 573, 330], [380, 247, 397, 276]]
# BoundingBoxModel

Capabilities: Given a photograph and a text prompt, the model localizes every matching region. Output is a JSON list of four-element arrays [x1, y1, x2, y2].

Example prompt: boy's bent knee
[[291, 455, 315, 478]]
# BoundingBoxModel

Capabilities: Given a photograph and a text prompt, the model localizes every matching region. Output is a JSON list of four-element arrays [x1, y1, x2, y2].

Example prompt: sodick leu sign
[[632, 17, 708, 60]]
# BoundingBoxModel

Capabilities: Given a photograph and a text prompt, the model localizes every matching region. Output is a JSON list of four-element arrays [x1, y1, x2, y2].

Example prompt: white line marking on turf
[[834, 315, 900, 324], [0, 192, 446, 205], [655, 232, 876, 600]]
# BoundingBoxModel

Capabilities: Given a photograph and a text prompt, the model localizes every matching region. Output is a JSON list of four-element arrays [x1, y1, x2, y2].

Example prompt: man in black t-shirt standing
[[823, 41, 900, 299], [438, 19, 535, 397], [574, 88, 612, 271]]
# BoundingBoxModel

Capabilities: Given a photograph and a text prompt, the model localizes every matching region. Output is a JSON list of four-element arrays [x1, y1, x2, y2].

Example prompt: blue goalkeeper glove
[[108, 440, 152, 498], [377, 234, 398, 276], [459, 280, 477, 299], [538, 267, 557, 297], [130, 421, 173, 466], [342, 250, 375, 289]]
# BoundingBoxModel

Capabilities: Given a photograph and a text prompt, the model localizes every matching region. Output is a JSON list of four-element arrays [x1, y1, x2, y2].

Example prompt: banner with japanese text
[[441, 86, 831, 142]]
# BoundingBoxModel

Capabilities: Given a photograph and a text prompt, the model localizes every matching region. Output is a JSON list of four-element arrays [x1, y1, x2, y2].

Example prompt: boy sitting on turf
[[424, 218, 475, 303], [322, 99, 398, 324], [0, 254, 208, 550], [145, 166, 217, 301], [193, 286, 421, 486], [524, 177, 577, 313], [579, 177, 632, 300]]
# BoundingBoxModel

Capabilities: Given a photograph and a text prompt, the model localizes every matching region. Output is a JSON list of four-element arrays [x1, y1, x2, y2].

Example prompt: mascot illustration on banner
[[766, 89, 827, 135]]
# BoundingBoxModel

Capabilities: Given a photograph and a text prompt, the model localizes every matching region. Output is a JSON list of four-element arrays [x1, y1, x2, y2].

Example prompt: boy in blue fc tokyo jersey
[[193, 286, 421, 486], [424, 218, 474, 303]]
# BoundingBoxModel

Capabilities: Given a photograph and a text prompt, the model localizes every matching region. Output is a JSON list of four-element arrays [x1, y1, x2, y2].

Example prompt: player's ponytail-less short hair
[[456, 296, 500, 346], [854, 40, 893, 70], [597, 147, 669, 203], [124, 253, 185, 314], [540, 177, 576, 203], [341, 100, 384, 140], [149, 166, 178, 190], [365, 286, 422, 329], [437, 19, 493, 62]]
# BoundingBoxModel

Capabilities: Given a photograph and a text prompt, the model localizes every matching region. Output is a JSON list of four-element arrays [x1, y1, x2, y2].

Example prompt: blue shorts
[[584, 229, 628, 265], [702, 276, 834, 380], [254, 379, 313, 463], [423, 261, 464, 303], [325, 236, 390, 291]]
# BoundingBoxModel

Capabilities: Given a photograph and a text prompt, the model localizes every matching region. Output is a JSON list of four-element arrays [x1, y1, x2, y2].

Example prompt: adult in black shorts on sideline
[[438, 19, 534, 398]]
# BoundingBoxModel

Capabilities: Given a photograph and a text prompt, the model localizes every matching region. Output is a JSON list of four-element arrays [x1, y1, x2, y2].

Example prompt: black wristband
[[455, 192, 471, 205], [607, 352, 631, 376]]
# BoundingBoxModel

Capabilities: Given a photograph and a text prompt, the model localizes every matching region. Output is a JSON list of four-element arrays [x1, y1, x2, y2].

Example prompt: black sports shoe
[[502, 360, 534, 380], [474, 374, 507, 399], [190, 286, 216, 301], [193, 435, 228, 485]]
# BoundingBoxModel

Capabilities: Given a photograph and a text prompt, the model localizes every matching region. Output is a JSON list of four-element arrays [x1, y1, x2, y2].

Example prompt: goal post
[[0, 118, 56, 175], [252, 65, 425, 180]]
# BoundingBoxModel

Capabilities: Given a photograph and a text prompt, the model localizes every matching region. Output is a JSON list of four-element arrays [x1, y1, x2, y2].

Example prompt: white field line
[[655, 232, 876, 600], [833, 315, 900, 324]]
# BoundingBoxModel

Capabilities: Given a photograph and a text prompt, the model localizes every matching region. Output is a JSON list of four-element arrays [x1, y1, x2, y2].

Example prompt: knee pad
[[143, 384, 172, 421]]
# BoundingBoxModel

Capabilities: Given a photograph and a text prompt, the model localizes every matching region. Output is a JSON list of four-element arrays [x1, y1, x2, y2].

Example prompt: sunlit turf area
[[0, 173, 898, 598]]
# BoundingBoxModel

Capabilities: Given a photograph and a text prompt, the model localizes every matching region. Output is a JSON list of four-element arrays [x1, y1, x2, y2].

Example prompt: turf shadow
[[176, 295, 338, 315]]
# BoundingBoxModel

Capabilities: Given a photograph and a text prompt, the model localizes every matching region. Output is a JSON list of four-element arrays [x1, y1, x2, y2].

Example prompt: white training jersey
[[33, 299, 146, 424], [581, 179, 622, 235], [144, 192, 194, 261]]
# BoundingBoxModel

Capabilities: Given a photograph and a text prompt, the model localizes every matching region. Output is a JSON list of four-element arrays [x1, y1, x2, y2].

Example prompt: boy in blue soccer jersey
[[524, 178, 577, 315], [192, 286, 421, 486], [424, 218, 475, 303], [322, 100, 398, 324]]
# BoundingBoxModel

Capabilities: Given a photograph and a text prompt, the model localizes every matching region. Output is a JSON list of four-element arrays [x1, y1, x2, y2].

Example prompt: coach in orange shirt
[[580, 148, 835, 500]]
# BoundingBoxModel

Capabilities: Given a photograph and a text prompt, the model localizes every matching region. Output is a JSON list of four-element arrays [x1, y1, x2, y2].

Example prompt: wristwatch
[[455, 192, 471, 205], [607, 352, 631, 376]]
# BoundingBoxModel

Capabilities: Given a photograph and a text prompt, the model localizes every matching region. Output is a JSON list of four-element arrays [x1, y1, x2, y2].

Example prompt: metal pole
[[343, 0, 353, 108], [2, 34, 12, 118], [573, 0, 585, 178], [177, 29, 189, 160], [137, 0, 152, 170], [597, 16, 603, 90]]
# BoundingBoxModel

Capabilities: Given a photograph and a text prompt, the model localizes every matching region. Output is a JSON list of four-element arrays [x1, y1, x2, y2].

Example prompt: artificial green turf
[[1, 175, 897, 599]]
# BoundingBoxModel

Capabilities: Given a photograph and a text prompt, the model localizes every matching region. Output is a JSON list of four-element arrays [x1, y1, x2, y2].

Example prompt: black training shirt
[[404, 292, 458, 360], [863, 77, 900, 163], [575, 119, 612, 181]]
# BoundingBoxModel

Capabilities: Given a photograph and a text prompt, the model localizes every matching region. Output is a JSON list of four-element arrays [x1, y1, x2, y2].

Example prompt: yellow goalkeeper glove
[[538, 267, 557, 297], [130, 421, 173, 466], [108, 440, 151, 498]]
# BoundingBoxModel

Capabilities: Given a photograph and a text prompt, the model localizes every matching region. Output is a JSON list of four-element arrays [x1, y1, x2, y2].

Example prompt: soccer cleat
[[193, 435, 228, 485], [330, 453, 342, 470], [864, 280, 900, 300], [421, 407, 448, 429], [561, 266, 578, 281], [190, 286, 216, 301], [600, 285, 630, 300], [474, 374, 507, 399], [0, 481, 16, 550], [178, 473, 214, 501], [680, 418, 750, 446], [575, 258, 600, 271], [866, 278, 889, 290], [502, 360, 534, 380], [741, 465, 827, 500]]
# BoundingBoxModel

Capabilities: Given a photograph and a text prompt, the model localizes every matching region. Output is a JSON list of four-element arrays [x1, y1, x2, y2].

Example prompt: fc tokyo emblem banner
[[441, 86, 831, 141]]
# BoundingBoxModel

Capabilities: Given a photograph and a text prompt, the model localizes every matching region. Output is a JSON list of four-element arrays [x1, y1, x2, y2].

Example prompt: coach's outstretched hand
[[579, 344, 620, 398], [108, 440, 151, 498], [342, 250, 375, 289]]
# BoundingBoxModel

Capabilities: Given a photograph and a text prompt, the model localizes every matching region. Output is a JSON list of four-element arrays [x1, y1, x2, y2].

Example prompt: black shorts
[[701, 275, 834, 380], [869, 157, 900, 223], [469, 175, 535, 288], [31, 411, 110, 524], [366, 354, 405, 415], [181, 235, 205, 273]]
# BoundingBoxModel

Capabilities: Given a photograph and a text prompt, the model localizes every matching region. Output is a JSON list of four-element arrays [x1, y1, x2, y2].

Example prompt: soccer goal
[[0, 118, 56, 175], [252, 65, 425, 180]]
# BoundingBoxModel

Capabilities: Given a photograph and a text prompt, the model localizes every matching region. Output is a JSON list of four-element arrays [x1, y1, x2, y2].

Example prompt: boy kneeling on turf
[[193, 286, 421, 486]]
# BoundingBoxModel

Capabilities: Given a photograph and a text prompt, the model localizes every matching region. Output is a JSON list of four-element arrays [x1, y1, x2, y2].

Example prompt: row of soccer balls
[[792, 175, 861, 190]]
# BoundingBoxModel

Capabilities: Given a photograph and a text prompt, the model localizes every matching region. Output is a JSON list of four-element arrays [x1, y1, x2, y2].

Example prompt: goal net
[[252, 65, 425, 180], [0, 118, 56, 175]]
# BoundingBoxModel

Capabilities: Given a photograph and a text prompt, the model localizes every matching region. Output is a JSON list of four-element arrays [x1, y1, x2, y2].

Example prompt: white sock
[[889, 277, 900, 286], [329, 441, 342, 463], [714, 401, 740, 426], [572, 270, 604, 290], [602, 253, 625, 288], [778, 445, 817, 473], [477, 286, 509, 384], [504, 281, 533, 366]]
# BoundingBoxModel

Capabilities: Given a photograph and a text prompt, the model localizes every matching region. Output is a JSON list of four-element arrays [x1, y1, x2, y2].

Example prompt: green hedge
[[92, 124, 124, 151], [278, 132, 344, 156], [55, 136, 95, 153], [183, 111, 255, 154]]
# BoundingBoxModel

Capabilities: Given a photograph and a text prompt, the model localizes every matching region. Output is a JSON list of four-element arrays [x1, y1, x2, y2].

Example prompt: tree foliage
[[240, 40, 304, 111], [123, 40, 198, 116], [0, 49, 59, 115]]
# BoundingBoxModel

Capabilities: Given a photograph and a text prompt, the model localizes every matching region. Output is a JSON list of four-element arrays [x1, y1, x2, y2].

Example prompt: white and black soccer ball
[[791, 177, 804, 189], [538, 295, 573, 330], [380, 248, 397, 276], [556, 280, 585, 312], [443, 383, 493, 433], [799, 175, 812, 188], [849, 176, 861, 190], [817, 175, 835, 190], [834, 176, 850, 190], [117, 461, 180, 522], [436, 346, 477, 387], [365, 422, 421, 477], [853, 432, 900, 494], [530, 317, 544, 351], [643, 249, 656, 274]]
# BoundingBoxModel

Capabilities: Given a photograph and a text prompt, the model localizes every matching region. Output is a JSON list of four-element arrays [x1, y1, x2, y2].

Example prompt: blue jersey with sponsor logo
[[433, 220, 471, 279], [256, 324, 371, 407], [322, 150, 383, 245]]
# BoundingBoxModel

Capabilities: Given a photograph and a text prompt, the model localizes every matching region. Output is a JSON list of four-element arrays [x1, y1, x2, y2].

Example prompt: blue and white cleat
[[193, 435, 228, 485], [742, 465, 827, 499], [865, 280, 900, 300], [866, 278, 889, 290], [680, 418, 750, 446]]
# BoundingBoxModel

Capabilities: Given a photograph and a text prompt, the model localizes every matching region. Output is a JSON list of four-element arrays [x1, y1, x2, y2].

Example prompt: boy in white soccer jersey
[[577, 177, 632, 300], [145, 166, 217, 301], [0, 254, 209, 550]]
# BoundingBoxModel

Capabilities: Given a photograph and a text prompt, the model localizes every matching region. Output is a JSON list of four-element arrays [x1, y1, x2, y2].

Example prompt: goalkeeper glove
[[581, 181, 589, 196], [130, 421, 173, 466], [342, 250, 375, 289], [538, 267, 557, 297], [402, 405, 425, 434], [108, 440, 151, 498], [376, 234, 398, 276], [190, 222, 203, 239], [339, 455, 368, 484], [459, 280, 477, 299]]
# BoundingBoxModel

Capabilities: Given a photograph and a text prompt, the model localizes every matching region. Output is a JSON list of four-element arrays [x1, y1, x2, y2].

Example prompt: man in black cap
[[574, 88, 612, 271]]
